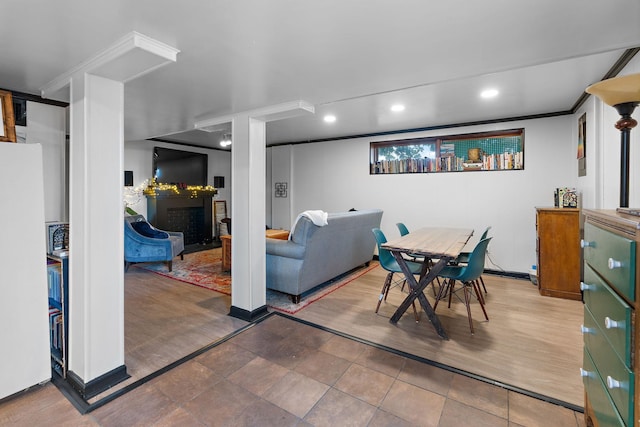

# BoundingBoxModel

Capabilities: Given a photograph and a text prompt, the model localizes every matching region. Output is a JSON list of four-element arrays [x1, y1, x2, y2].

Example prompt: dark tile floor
[[1, 314, 586, 426]]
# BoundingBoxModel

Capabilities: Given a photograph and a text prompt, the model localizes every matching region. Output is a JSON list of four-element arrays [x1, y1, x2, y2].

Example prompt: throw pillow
[[131, 221, 169, 239]]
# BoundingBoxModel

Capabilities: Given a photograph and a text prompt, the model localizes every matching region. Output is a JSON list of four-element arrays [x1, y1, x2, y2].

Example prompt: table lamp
[[586, 73, 640, 207]]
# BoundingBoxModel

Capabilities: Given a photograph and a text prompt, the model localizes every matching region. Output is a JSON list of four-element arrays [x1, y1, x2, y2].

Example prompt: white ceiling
[[2, 1, 640, 149]]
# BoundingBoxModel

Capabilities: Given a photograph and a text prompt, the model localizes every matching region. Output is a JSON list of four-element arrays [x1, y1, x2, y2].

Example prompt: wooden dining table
[[381, 227, 474, 340]]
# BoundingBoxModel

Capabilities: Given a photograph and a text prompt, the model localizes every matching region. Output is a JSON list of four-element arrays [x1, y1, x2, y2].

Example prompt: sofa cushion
[[131, 221, 169, 239]]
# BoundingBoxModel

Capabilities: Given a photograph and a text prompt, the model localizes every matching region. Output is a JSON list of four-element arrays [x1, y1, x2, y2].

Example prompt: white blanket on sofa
[[289, 210, 328, 239]]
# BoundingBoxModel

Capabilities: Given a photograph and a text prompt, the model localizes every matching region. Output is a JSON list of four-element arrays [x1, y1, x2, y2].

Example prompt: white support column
[[40, 32, 179, 399], [229, 115, 269, 319], [68, 74, 127, 391], [195, 101, 314, 320]]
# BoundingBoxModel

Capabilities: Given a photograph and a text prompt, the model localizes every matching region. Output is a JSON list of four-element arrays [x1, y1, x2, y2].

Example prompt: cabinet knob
[[605, 316, 624, 329], [580, 368, 594, 378], [580, 239, 594, 248], [608, 258, 623, 269], [581, 325, 595, 334], [607, 375, 624, 390], [580, 282, 595, 291]]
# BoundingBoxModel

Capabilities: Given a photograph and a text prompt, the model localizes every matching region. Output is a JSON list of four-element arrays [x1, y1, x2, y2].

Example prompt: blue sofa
[[266, 209, 383, 302], [124, 215, 184, 272]]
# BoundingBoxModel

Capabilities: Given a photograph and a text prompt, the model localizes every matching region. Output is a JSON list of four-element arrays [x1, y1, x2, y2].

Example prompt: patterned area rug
[[138, 248, 379, 314]]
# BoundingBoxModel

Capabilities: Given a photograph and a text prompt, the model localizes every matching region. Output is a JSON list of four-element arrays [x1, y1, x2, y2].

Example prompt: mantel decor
[[0, 90, 17, 143], [586, 72, 640, 207], [143, 178, 217, 198]]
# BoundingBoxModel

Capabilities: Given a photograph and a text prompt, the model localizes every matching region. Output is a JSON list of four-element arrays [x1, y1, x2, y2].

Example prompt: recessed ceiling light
[[481, 89, 499, 99], [324, 114, 336, 123], [391, 104, 405, 112]]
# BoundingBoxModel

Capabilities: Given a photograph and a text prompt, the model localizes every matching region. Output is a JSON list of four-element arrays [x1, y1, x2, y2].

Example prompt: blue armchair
[[124, 215, 184, 272]]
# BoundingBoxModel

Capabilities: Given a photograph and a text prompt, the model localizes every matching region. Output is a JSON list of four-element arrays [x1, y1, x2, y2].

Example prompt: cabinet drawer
[[583, 348, 626, 427], [583, 264, 632, 367], [583, 307, 634, 425], [584, 222, 636, 302]]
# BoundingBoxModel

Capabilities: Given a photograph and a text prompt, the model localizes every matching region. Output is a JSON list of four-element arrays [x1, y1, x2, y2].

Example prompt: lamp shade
[[585, 73, 640, 106]]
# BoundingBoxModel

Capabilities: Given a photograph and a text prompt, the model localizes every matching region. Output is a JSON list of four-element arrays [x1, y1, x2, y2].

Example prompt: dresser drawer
[[583, 264, 632, 367], [583, 348, 626, 427], [584, 222, 636, 302], [583, 307, 634, 425]]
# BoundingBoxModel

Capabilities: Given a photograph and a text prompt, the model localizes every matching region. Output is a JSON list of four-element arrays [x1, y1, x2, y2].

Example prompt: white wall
[[124, 140, 232, 234], [270, 145, 293, 229], [272, 115, 576, 274], [25, 101, 67, 222]]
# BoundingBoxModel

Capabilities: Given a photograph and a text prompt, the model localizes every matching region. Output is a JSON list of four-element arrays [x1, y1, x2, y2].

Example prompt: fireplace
[[146, 191, 215, 245]]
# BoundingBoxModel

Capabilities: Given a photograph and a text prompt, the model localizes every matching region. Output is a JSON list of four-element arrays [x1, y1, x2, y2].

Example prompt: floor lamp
[[586, 73, 640, 208]]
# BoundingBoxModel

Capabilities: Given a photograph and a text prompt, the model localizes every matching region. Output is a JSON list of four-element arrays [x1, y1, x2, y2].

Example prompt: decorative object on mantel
[[143, 177, 217, 198], [124, 178, 149, 213], [586, 72, 640, 207], [0, 90, 17, 143]]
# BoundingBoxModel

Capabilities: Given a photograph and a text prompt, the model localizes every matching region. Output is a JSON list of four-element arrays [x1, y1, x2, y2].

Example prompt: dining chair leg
[[448, 279, 456, 308], [472, 280, 489, 321], [433, 278, 450, 310], [463, 285, 475, 334], [375, 272, 393, 313], [473, 279, 485, 305], [479, 275, 487, 294]]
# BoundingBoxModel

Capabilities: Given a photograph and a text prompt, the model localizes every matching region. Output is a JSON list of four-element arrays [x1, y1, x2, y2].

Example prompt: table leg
[[389, 252, 450, 340]]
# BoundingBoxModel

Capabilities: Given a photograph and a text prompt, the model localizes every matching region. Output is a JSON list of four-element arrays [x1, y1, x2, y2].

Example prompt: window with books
[[370, 129, 524, 174]]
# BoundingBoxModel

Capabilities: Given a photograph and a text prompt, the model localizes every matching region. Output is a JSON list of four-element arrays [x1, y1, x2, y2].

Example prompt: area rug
[[137, 249, 379, 314]]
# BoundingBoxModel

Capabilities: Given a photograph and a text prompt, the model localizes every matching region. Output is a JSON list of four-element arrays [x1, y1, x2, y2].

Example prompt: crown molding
[[40, 31, 179, 101], [194, 100, 314, 131]]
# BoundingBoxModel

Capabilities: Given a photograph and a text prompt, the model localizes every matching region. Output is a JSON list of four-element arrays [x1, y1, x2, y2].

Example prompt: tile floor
[[1, 314, 586, 427]]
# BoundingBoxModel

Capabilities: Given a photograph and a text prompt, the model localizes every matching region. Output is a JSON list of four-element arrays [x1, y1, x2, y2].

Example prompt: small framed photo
[[578, 113, 586, 176], [0, 90, 17, 143]]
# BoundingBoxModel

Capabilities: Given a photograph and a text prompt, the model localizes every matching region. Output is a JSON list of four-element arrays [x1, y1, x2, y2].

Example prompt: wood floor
[[293, 266, 584, 408]]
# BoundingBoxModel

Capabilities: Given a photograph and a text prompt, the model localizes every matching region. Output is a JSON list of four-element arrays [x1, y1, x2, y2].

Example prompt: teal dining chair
[[452, 226, 491, 294], [434, 237, 492, 334], [396, 222, 426, 262], [372, 228, 421, 322]]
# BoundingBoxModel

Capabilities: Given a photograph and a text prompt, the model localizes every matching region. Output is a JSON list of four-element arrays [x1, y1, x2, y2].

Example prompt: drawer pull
[[581, 325, 595, 334], [580, 239, 594, 248], [580, 368, 595, 378], [580, 282, 595, 291], [604, 317, 624, 330], [608, 258, 623, 269], [606, 375, 625, 390]]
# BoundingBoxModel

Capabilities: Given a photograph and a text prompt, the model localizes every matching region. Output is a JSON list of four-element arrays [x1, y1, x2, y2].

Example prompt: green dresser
[[582, 210, 639, 427]]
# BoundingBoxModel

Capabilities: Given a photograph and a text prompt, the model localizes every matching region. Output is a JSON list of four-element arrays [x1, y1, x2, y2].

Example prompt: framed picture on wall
[[275, 182, 288, 198], [0, 90, 17, 143], [578, 112, 586, 177]]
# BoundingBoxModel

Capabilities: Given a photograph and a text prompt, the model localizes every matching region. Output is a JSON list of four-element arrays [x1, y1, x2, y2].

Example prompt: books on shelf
[[49, 307, 62, 352], [45, 222, 69, 255], [47, 262, 63, 303], [370, 151, 524, 174]]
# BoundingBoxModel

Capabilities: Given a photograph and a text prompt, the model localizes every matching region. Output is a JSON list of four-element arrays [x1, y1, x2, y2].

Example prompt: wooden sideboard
[[221, 229, 290, 271], [582, 209, 639, 427], [535, 207, 582, 300]]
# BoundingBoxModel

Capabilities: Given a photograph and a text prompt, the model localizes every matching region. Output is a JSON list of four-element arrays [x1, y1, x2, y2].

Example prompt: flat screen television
[[153, 147, 208, 186]]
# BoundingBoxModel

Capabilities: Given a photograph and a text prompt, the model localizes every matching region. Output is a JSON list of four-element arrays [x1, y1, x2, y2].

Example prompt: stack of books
[[554, 187, 579, 208]]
